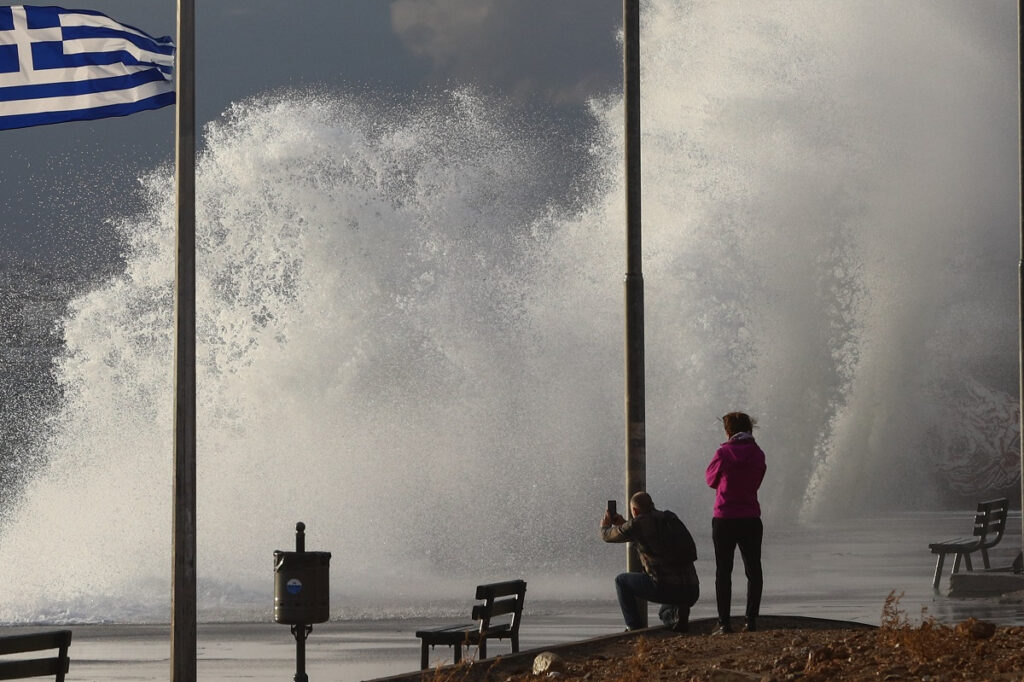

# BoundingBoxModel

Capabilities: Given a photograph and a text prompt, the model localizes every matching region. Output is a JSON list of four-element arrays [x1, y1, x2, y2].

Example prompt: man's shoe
[[742, 619, 757, 632], [658, 605, 679, 627], [711, 623, 733, 635]]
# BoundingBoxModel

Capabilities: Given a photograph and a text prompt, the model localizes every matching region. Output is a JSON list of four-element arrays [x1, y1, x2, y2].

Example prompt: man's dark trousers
[[614, 572, 699, 630]]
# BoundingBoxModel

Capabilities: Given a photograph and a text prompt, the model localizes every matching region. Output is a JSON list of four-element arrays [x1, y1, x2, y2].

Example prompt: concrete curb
[[948, 569, 1024, 597]]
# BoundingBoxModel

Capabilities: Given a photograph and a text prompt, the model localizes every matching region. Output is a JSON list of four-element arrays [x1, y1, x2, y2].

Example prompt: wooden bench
[[415, 579, 526, 670], [928, 498, 1009, 589], [0, 630, 72, 681]]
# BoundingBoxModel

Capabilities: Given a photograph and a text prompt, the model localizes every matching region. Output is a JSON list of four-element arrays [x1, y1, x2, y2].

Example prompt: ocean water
[[0, 0, 1019, 628]]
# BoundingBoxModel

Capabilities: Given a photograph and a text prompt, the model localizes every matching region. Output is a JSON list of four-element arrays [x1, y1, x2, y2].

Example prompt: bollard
[[274, 522, 331, 682]]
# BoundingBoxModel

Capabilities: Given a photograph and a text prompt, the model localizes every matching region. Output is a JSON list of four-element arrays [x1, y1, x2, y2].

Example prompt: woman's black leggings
[[712, 516, 763, 623]]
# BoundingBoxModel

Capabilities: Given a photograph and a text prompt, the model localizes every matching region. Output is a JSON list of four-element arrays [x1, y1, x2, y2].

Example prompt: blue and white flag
[[0, 5, 174, 130]]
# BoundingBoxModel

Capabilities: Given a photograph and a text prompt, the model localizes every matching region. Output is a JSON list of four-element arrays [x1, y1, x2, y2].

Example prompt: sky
[[1, 0, 624, 271], [0, 1, 1019, 274]]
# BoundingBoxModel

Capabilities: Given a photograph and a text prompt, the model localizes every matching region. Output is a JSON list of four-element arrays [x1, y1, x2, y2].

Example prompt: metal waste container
[[274, 549, 331, 624]]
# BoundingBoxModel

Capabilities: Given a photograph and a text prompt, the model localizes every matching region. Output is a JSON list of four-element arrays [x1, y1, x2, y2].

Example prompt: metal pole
[[623, 0, 647, 626], [293, 630, 307, 682], [292, 523, 309, 682], [171, 0, 197, 678], [1018, 0, 1024, 557]]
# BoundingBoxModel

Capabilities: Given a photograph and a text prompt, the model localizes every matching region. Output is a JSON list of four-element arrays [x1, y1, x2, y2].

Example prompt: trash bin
[[274, 550, 331, 624]]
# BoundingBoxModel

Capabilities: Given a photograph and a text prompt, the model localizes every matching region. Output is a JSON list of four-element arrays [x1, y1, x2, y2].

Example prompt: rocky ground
[[521, 618, 1024, 681], [400, 596, 1024, 682]]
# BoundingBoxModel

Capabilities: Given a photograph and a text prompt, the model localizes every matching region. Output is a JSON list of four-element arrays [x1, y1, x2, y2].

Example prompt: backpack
[[659, 510, 698, 564]]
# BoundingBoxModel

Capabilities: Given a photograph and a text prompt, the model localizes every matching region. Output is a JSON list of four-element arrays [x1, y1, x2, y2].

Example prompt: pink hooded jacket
[[705, 432, 766, 518]]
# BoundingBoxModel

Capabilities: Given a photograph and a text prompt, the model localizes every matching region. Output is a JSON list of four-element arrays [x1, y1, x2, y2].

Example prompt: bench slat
[[929, 538, 979, 551], [480, 624, 512, 637], [417, 631, 480, 646], [472, 597, 520, 620], [475, 580, 526, 600], [0, 632, 71, 657], [973, 516, 1006, 529], [417, 624, 515, 643], [415, 624, 475, 638], [974, 521, 1006, 533], [0, 657, 68, 681]]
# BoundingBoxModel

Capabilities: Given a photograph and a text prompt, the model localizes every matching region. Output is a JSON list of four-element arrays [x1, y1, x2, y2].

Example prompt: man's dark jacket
[[601, 509, 699, 590]]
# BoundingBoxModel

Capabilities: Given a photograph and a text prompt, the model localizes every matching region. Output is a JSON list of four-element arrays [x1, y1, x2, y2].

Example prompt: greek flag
[[0, 5, 174, 130]]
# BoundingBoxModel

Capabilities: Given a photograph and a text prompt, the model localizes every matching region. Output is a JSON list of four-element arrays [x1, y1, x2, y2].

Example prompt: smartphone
[[607, 500, 617, 516]]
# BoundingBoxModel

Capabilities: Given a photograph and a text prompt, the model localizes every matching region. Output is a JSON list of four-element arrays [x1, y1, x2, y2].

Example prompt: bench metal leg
[[57, 644, 69, 682], [512, 633, 519, 653], [963, 553, 973, 572], [981, 547, 991, 569], [952, 553, 963, 574], [479, 638, 487, 660], [933, 554, 945, 589], [420, 642, 429, 670]]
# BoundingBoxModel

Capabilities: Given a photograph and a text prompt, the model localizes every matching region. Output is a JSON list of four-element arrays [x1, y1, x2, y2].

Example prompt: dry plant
[[606, 635, 654, 682], [424, 656, 471, 682], [877, 589, 983, 663], [424, 647, 504, 682]]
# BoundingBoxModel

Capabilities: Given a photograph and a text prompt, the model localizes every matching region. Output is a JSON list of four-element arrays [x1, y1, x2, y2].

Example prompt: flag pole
[[1017, 0, 1024, 559], [623, 0, 647, 628], [171, 0, 197, 678]]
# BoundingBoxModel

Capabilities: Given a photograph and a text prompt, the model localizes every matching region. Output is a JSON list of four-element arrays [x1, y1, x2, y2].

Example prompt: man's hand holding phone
[[602, 499, 625, 527]]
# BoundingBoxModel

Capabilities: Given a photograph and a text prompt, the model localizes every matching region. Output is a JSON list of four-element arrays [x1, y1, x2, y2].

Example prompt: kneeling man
[[600, 491, 699, 632]]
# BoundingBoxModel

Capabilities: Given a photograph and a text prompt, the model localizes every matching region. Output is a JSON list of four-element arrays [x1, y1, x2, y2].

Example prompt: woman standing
[[706, 412, 766, 634]]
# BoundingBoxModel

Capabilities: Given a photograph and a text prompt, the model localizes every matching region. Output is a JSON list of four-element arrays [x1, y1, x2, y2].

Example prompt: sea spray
[[0, 1, 1017, 622], [0, 90, 625, 621]]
